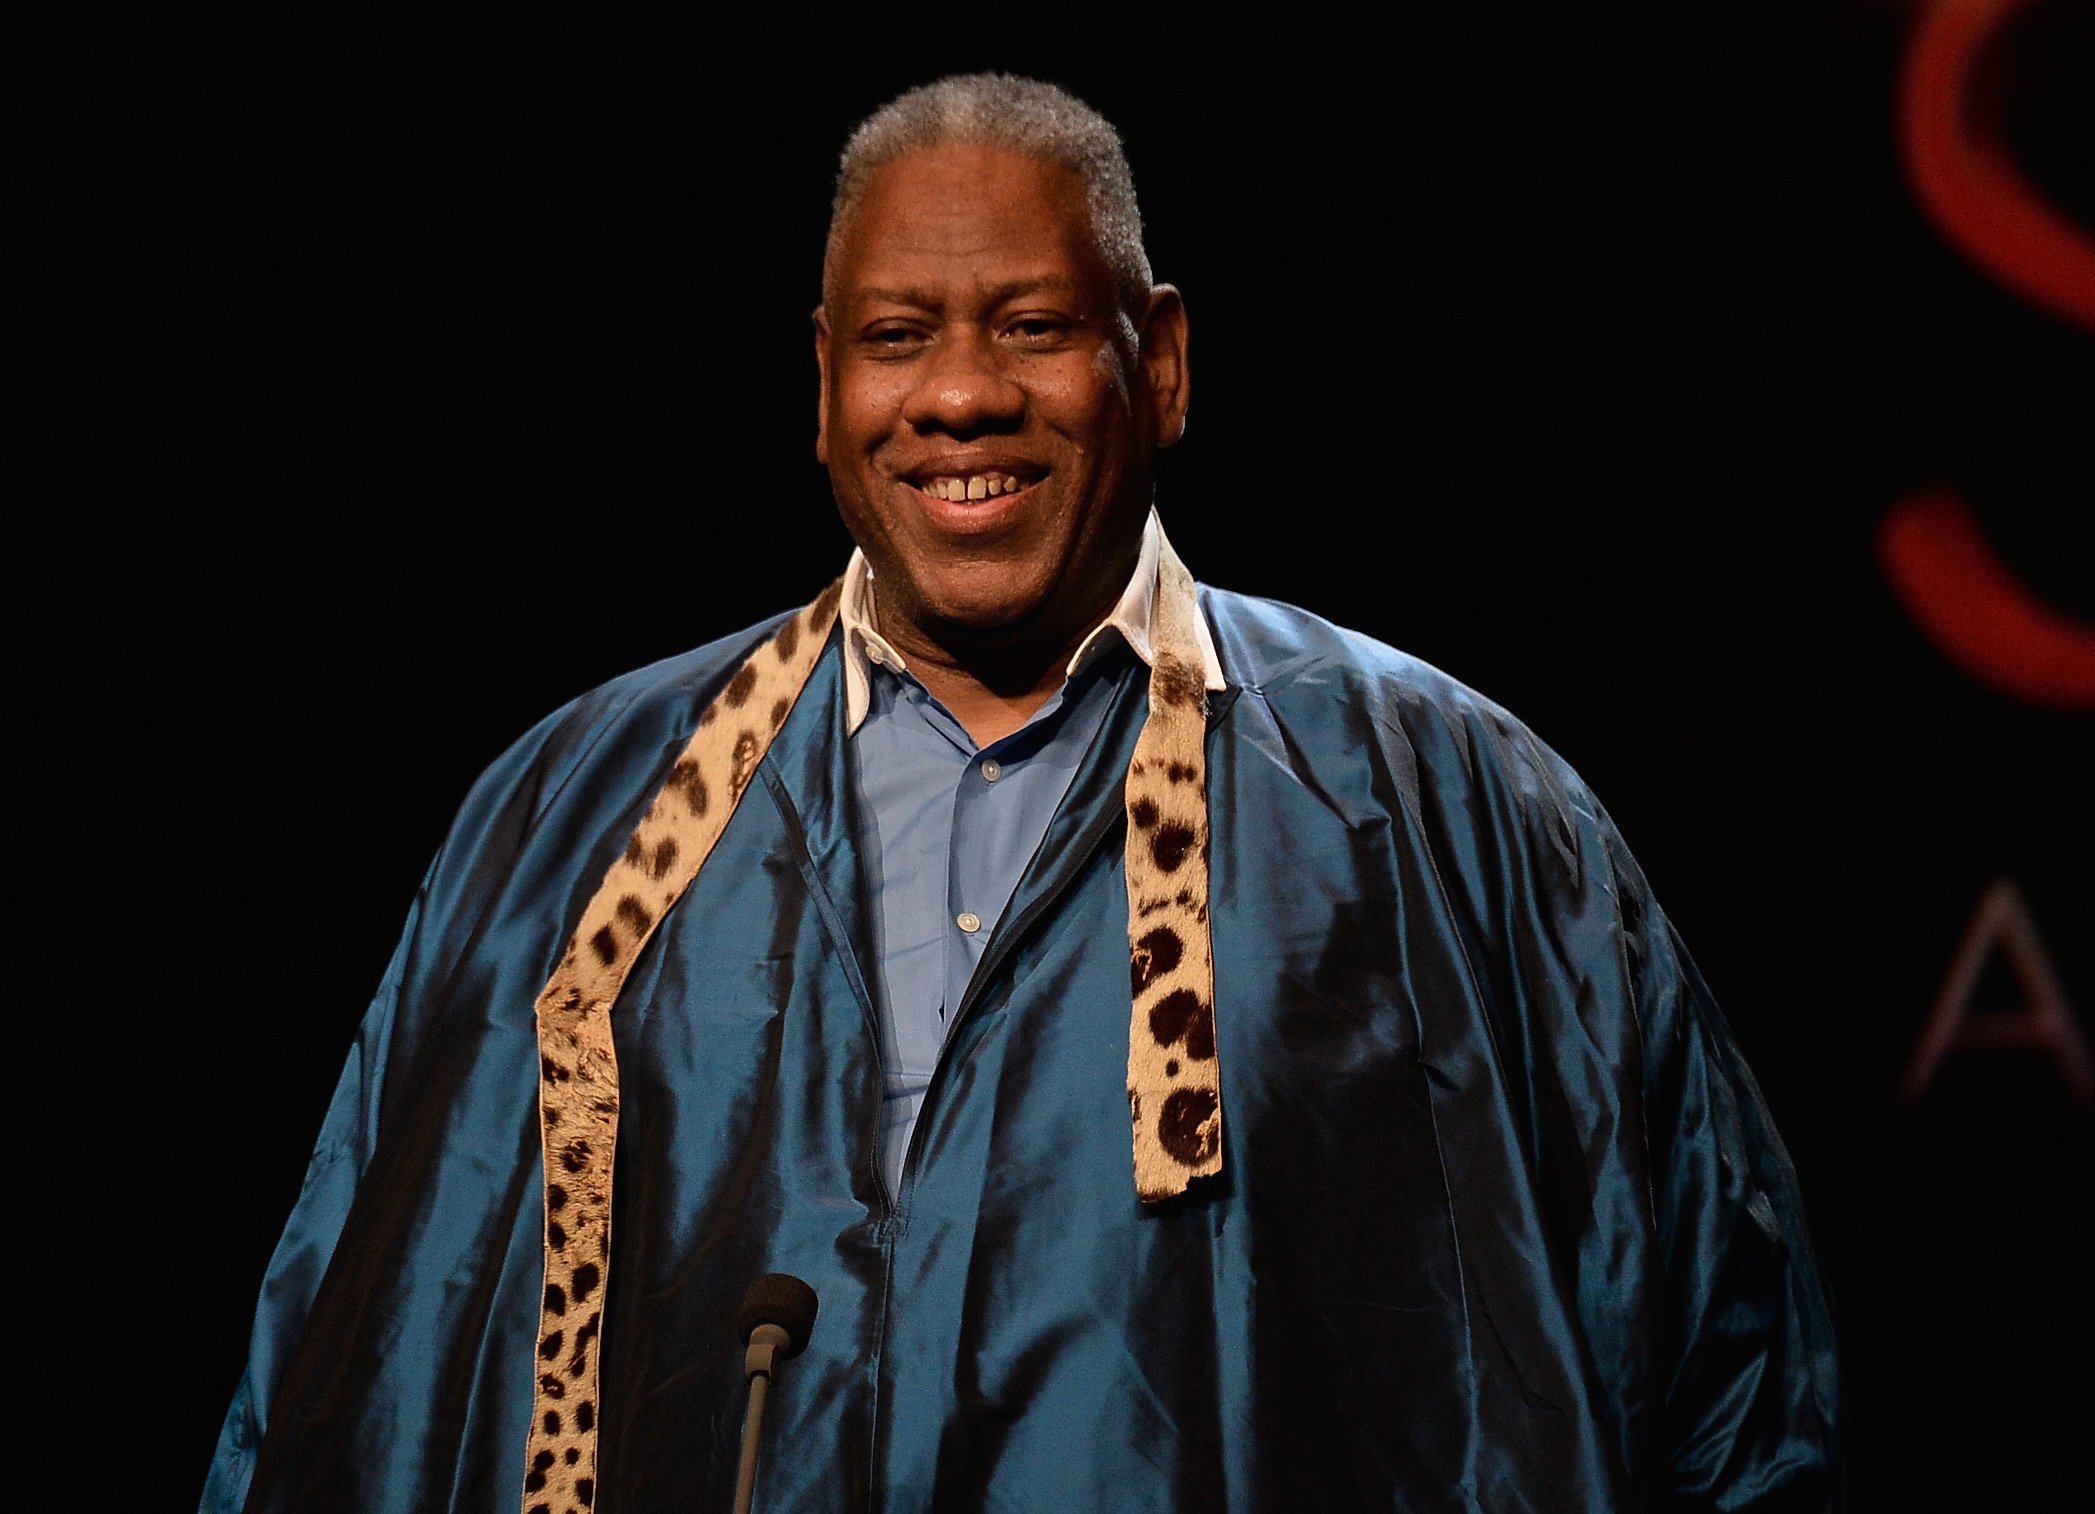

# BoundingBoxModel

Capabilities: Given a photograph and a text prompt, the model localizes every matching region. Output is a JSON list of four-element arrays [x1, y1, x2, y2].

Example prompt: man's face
[[816, 145, 1188, 655]]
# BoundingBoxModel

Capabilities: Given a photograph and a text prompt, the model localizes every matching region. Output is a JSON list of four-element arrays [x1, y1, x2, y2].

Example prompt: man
[[206, 74, 1841, 1512]]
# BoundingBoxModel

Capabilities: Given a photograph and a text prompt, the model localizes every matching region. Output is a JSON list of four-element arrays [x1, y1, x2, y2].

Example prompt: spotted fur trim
[[520, 550, 1219, 1507], [1123, 542, 1221, 1198]]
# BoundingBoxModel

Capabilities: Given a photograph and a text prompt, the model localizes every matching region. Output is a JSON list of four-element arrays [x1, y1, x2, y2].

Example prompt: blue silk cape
[[204, 588, 1841, 1512]]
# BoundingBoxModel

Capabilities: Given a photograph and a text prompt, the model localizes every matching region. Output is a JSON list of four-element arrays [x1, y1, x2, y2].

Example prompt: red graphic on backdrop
[[1881, 0, 2095, 709], [1901, 0, 2095, 332], [1890, 1, 2092, 1099], [1877, 490, 2095, 708]]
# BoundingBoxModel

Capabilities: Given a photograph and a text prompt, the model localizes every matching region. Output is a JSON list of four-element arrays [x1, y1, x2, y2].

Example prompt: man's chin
[[912, 594, 1051, 645]]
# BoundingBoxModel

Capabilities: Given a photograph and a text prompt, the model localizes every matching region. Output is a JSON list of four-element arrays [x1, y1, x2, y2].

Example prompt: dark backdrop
[[74, 8, 2091, 1507]]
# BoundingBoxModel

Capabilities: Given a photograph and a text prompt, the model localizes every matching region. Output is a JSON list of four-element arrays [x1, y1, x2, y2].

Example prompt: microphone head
[[737, 1273, 820, 1358]]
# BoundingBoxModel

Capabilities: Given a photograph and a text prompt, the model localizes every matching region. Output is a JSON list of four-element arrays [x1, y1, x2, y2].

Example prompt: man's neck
[[877, 617, 1093, 748]]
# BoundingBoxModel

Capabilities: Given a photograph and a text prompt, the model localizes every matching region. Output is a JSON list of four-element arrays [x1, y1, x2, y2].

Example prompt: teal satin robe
[[204, 589, 1841, 1511]]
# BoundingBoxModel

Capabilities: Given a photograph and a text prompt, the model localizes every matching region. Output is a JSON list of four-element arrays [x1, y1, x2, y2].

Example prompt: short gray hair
[[824, 73, 1154, 316]]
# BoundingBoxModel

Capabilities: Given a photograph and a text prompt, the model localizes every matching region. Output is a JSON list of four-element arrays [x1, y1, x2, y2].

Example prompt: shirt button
[[980, 759, 1003, 782], [955, 911, 982, 934]]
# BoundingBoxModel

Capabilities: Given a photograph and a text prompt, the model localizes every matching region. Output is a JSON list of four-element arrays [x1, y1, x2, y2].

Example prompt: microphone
[[732, 1273, 820, 1514]]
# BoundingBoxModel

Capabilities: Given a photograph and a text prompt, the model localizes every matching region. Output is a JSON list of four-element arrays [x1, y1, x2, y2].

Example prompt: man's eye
[[863, 326, 924, 349], [1007, 318, 1067, 342]]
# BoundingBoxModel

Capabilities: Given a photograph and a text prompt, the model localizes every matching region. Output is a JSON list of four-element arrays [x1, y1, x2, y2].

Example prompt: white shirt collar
[[837, 509, 1227, 734]]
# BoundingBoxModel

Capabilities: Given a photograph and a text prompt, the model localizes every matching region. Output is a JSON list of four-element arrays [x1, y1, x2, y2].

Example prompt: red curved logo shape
[[1880, 0, 2095, 708], [1878, 490, 2095, 709], [1901, 0, 2095, 332]]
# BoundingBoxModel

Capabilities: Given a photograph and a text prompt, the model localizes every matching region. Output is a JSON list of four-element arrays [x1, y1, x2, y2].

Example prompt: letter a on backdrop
[[1902, 877, 2094, 1105]]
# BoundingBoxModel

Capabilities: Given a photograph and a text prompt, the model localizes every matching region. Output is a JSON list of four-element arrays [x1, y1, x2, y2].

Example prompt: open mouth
[[906, 468, 1043, 503]]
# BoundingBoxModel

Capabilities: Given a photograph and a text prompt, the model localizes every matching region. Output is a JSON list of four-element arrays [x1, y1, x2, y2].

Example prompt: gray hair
[[824, 73, 1154, 316]]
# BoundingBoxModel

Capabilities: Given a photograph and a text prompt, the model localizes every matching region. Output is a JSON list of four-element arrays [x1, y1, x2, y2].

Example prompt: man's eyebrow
[[850, 287, 938, 311], [983, 276, 1080, 304]]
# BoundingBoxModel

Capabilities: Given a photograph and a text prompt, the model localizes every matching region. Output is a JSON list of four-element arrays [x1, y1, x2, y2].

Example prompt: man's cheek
[[844, 383, 909, 444]]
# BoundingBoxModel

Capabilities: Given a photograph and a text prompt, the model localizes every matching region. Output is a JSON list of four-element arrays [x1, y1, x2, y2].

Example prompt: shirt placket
[[943, 747, 1004, 1029]]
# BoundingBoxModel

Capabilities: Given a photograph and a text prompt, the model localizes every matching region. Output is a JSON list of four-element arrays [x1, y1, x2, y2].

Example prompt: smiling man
[[207, 75, 1841, 1512]]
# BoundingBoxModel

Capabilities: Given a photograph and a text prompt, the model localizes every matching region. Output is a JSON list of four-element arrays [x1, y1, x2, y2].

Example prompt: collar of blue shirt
[[836, 509, 1228, 735]]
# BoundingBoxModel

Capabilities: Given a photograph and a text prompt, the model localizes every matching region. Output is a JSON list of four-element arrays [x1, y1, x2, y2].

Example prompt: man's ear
[[812, 305, 832, 466], [1138, 285, 1190, 448]]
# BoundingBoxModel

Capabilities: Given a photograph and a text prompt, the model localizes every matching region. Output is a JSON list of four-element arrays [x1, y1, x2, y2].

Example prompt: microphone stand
[[733, 1321, 793, 1514]]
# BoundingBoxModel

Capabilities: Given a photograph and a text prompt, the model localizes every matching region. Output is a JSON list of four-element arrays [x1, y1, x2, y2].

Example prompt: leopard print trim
[[521, 580, 842, 1514], [1124, 541, 1221, 1200], [519, 549, 1220, 1506]]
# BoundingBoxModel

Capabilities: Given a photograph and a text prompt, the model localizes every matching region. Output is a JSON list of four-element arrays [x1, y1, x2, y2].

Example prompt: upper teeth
[[924, 473, 1023, 501]]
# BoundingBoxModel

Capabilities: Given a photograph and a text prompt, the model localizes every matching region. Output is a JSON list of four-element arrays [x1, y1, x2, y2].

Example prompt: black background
[[62, 7, 2091, 1507]]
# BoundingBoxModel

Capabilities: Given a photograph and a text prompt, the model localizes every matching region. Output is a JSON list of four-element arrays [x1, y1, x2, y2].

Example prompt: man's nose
[[900, 330, 1025, 434]]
